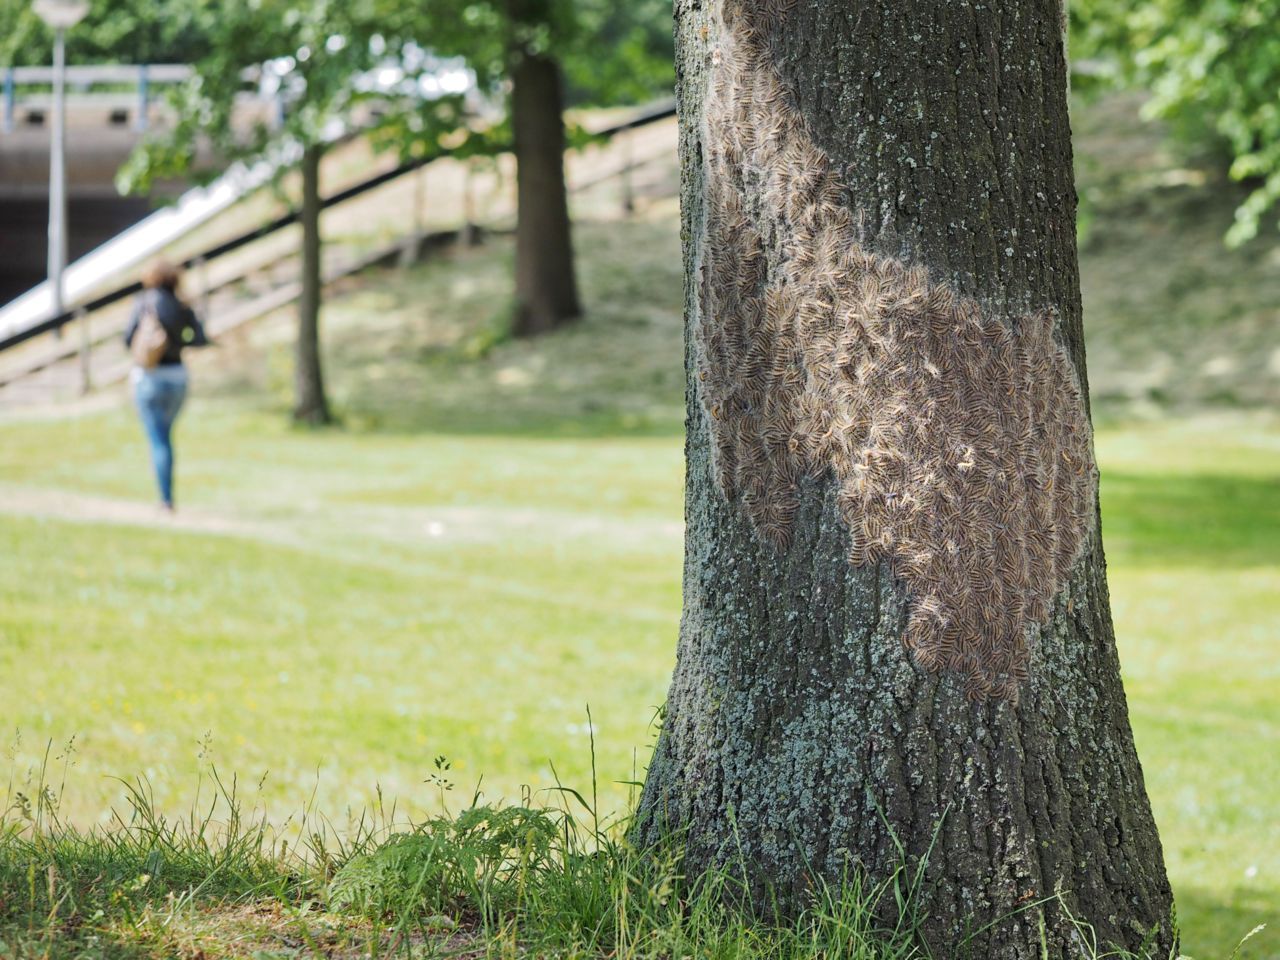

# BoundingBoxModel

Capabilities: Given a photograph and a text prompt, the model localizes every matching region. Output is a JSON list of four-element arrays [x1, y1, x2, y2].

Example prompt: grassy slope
[[2, 96, 1279, 957], [1075, 93, 1280, 416]]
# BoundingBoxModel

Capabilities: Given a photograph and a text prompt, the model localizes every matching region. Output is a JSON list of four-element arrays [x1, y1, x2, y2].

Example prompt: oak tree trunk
[[294, 143, 331, 426], [635, 2, 1175, 957], [509, 45, 581, 336]]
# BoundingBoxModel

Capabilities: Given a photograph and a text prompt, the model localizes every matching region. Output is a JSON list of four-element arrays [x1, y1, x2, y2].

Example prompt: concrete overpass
[[0, 64, 276, 305]]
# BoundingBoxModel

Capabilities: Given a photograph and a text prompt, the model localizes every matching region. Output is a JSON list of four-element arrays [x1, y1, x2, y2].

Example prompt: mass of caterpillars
[[696, 0, 1097, 701]]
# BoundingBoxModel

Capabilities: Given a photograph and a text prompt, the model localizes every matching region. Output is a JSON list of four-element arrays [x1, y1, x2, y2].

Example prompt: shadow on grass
[[326, 331, 688, 440], [337, 406, 688, 440], [1101, 471, 1280, 569], [279, 218, 688, 441]]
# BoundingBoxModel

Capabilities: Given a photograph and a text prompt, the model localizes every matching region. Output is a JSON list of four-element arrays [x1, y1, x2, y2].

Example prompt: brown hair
[[141, 258, 182, 292]]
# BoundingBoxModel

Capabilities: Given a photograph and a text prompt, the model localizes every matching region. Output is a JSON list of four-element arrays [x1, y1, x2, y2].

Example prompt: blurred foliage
[[0, 0, 674, 109], [105, 0, 672, 192], [0, 0, 221, 66], [116, 0, 408, 195], [368, 0, 673, 161], [374, 0, 673, 108], [562, 0, 674, 107], [1073, 0, 1280, 245]]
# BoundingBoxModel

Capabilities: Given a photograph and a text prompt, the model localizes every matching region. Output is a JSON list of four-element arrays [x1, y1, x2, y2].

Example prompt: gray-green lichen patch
[[695, 0, 1097, 700]]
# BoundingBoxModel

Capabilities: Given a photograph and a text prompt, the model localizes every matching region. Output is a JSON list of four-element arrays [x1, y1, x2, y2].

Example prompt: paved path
[[0, 482, 277, 538]]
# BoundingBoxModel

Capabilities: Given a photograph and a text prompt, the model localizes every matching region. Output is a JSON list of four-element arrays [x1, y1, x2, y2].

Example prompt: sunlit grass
[[0, 405, 682, 830], [2, 401, 1276, 958], [1093, 423, 1280, 960]]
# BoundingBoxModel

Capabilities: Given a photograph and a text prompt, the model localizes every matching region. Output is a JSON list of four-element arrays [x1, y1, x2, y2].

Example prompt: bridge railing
[[0, 98, 677, 358], [7, 64, 194, 84], [3, 63, 194, 134]]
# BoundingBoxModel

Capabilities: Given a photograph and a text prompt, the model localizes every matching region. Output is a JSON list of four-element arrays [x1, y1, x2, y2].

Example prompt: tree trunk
[[509, 46, 581, 336], [634, 2, 1175, 957], [294, 143, 331, 425]]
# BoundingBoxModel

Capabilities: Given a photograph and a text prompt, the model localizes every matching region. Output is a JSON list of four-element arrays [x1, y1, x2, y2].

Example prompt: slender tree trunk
[[509, 46, 581, 336], [294, 143, 331, 425], [635, 2, 1175, 957]]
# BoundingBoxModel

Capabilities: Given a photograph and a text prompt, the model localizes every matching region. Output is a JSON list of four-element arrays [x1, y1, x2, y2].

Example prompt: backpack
[[130, 296, 169, 369]]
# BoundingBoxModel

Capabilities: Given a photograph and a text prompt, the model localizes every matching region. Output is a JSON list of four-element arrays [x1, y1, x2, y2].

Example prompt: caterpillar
[[692, 0, 1097, 701]]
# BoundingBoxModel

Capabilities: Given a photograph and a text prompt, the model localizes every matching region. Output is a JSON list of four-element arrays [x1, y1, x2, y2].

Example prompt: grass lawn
[[2, 396, 1277, 959], [2, 179, 1279, 954], [0, 402, 683, 825]]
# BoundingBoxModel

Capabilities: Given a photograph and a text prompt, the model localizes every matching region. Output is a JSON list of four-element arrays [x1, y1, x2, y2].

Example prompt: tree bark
[[509, 45, 581, 336], [294, 143, 331, 426], [635, 2, 1175, 957]]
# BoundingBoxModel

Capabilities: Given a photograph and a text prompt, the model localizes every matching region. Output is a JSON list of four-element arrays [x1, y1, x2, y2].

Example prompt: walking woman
[[123, 259, 210, 512]]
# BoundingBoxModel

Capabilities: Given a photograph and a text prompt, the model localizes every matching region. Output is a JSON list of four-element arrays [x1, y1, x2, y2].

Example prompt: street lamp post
[[33, 0, 89, 321]]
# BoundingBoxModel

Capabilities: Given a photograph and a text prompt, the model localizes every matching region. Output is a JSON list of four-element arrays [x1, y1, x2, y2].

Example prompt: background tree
[[0, 0, 220, 66], [634, 1, 1175, 957], [505, 0, 580, 336], [5, 0, 674, 346], [380, 0, 674, 337], [119, 0, 412, 426], [1073, 0, 1280, 245]]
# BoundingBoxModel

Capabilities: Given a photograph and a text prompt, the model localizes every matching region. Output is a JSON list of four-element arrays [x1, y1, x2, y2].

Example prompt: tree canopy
[[0, 0, 674, 115], [374, 0, 673, 109], [117, 0, 399, 192], [1074, 0, 1280, 244], [0, 0, 220, 66]]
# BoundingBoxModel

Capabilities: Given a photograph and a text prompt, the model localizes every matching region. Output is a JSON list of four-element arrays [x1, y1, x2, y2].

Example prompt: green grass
[[205, 211, 688, 438], [2, 157, 1279, 955], [0, 404, 683, 829], [0, 739, 1203, 960], [2, 371, 1276, 960], [1085, 424, 1280, 960], [1074, 93, 1280, 415], [0, 751, 975, 960]]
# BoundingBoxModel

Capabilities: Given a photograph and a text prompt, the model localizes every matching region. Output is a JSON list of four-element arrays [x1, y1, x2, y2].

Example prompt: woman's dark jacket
[[122, 287, 209, 366]]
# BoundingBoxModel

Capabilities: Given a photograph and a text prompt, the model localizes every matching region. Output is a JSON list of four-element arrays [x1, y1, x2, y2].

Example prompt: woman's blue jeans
[[132, 365, 189, 506]]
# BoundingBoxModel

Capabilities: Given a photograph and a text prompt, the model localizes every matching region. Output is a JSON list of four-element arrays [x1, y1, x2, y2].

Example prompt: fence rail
[[0, 98, 676, 357], [1, 63, 276, 133], [7, 64, 194, 85]]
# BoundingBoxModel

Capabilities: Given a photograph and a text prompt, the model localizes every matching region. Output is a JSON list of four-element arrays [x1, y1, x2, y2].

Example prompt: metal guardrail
[[3, 63, 195, 133], [0, 98, 677, 356], [7, 64, 194, 84]]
